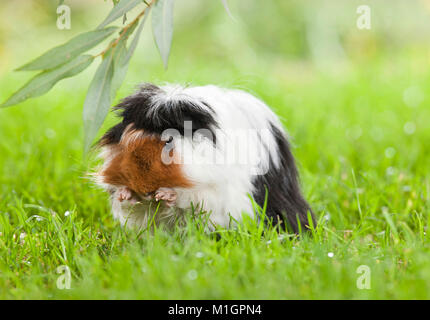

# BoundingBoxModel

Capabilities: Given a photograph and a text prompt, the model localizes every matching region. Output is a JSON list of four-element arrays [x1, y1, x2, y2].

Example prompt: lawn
[[0, 1, 429, 299]]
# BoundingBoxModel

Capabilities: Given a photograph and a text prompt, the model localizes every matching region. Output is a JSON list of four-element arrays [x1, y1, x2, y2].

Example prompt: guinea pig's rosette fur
[[94, 83, 314, 232]]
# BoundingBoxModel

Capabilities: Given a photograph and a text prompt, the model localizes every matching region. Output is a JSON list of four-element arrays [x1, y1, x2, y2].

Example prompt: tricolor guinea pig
[[94, 83, 314, 232]]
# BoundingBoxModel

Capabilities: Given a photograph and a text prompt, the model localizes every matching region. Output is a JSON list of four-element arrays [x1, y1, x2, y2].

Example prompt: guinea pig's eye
[[165, 136, 173, 145]]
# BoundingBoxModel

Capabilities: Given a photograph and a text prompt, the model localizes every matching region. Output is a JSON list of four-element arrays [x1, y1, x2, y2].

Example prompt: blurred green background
[[0, 0, 430, 299], [1, 0, 429, 212]]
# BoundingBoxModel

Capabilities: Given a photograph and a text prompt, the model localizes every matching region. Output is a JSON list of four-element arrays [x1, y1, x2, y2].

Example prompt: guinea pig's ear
[[165, 135, 173, 145], [160, 129, 180, 146]]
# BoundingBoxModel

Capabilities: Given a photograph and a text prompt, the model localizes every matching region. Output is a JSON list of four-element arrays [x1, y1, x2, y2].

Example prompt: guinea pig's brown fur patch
[[101, 128, 192, 194]]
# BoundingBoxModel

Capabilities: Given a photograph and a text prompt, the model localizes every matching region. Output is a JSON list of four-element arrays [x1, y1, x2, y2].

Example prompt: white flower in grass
[[328, 252, 334, 258], [64, 211, 70, 217]]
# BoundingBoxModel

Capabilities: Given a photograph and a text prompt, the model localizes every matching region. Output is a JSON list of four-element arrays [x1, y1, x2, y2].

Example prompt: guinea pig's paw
[[155, 187, 177, 207], [117, 187, 135, 203]]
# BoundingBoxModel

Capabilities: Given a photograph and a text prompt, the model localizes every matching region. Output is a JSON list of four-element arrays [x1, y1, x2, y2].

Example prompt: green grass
[[1, 4, 430, 297]]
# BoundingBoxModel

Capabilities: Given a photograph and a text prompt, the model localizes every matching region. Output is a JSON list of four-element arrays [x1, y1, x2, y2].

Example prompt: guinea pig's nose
[[140, 191, 155, 200]]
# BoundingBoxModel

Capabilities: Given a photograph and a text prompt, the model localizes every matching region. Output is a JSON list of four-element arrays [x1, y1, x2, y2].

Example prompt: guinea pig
[[94, 83, 314, 232]]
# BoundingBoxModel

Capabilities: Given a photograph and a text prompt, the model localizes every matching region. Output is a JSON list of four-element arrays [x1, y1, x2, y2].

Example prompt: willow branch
[[95, 0, 156, 58]]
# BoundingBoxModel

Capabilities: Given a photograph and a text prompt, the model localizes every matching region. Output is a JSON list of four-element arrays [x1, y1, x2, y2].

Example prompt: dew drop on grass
[[370, 127, 384, 142], [346, 125, 363, 140], [386, 166, 396, 176], [187, 270, 198, 280], [402, 186, 411, 192], [403, 122, 416, 135], [385, 147, 396, 158], [403, 86, 424, 108], [45, 128, 56, 139]]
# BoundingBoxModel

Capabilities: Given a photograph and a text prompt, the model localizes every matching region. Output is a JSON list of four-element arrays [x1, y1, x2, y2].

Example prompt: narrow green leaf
[[111, 41, 128, 100], [16, 27, 117, 71], [111, 7, 150, 99], [152, 0, 174, 68], [1, 55, 94, 108], [121, 7, 150, 67], [83, 52, 115, 153], [382, 210, 399, 240], [98, 0, 142, 29]]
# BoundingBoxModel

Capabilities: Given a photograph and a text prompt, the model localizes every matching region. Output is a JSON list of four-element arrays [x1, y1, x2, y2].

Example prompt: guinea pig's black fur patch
[[100, 83, 218, 146], [252, 123, 314, 233]]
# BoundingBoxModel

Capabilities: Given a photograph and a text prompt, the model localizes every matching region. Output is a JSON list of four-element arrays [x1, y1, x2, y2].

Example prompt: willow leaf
[[83, 52, 115, 153], [1, 55, 94, 108], [152, 0, 174, 68], [17, 27, 117, 71], [111, 7, 150, 99], [98, 0, 142, 29]]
